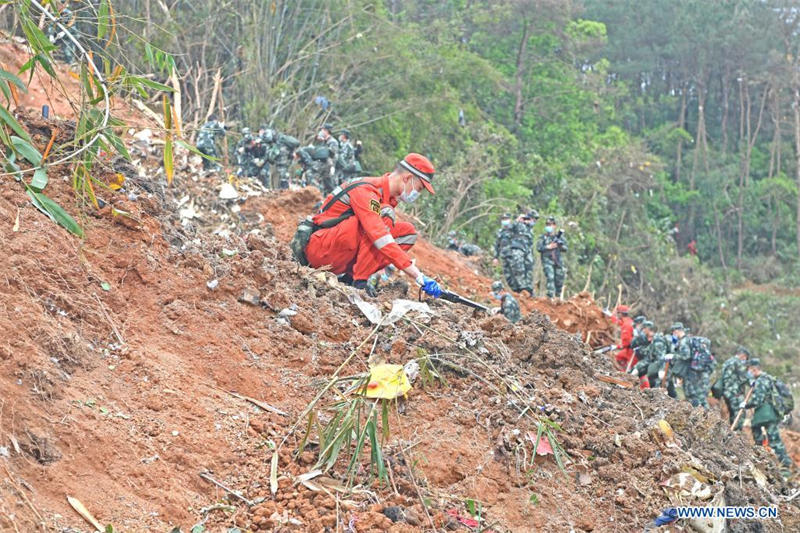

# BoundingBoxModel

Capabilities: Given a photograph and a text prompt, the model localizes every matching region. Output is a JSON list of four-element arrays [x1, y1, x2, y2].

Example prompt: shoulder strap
[[318, 181, 371, 214]]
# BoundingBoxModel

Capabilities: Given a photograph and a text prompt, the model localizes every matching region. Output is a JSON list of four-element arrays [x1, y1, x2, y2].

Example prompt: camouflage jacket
[[720, 357, 748, 401], [337, 140, 357, 172], [746, 373, 779, 425], [536, 232, 568, 265], [494, 225, 513, 258], [197, 121, 225, 143], [500, 293, 521, 323], [669, 335, 692, 379]]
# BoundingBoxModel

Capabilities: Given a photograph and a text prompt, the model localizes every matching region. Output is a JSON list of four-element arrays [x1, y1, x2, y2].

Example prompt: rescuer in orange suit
[[304, 153, 442, 297], [611, 305, 635, 370]]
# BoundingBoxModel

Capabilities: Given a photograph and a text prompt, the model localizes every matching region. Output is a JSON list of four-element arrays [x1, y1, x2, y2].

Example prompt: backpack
[[289, 181, 371, 265], [771, 377, 795, 416], [689, 336, 715, 372], [278, 134, 300, 150]]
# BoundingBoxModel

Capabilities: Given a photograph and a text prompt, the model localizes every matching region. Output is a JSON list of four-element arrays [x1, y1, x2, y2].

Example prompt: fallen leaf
[[67, 496, 103, 531], [12, 208, 20, 232], [270, 450, 278, 495]]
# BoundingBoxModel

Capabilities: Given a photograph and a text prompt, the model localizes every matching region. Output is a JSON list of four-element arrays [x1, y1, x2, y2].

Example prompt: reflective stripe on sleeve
[[373, 234, 395, 249], [395, 234, 418, 246]]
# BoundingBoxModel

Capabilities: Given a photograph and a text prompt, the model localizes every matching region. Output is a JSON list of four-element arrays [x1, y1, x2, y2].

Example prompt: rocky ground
[[1, 40, 799, 532]]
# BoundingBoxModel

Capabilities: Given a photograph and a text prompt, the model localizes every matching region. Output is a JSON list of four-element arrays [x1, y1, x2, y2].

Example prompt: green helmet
[[736, 346, 751, 357], [670, 322, 684, 331], [491, 281, 503, 292], [746, 358, 761, 368]]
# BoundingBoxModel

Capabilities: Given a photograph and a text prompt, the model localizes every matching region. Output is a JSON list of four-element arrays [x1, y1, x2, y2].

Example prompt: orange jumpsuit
[[305, 175, 417, 281], [612, 315, 635, 369]]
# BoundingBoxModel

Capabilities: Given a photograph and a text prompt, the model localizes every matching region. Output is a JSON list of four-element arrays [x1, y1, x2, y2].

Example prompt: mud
[[0, 48, 797, 532]]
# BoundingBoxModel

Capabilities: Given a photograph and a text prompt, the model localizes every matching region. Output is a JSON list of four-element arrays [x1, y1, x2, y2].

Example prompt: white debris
[[219, 183, 239, 199]]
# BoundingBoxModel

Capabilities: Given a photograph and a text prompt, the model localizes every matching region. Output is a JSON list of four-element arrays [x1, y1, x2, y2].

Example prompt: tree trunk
[[721, 68, 730, 154], [513, 19, 530, 132], [675, 83, 687, 183], [737, 82, 768, 268], [794, 87, 800, 258]]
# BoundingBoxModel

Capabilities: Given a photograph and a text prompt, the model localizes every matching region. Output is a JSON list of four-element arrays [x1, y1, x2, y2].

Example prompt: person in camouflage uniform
[[335, 129, 359, 185], [196, 117, 226, 171], [253, 125, 276, 187], [491, 281, 521, 324], [720, 346, 751, 429], [536, 216, 567, 298], [683, 336, 716, 408], [447, 230, 461, 251], [665, 322, 692, 400], [305, 123, 339, 194], [235, 127, 255, 177], [496, 213, 535, 296], [632, 322, 669, 388], [744, 359, 792, 468], [273, 133, 300, 189], [47, 8, 77, 64], [633, 315, 646, 338]]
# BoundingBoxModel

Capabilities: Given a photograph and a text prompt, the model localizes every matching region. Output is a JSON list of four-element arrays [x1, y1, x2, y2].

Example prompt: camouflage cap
[[491, 281, 503, 291], [340, 129, 351, 137], [736, 346, 751, 357], [322, 123, 334, 131], [546, 216, 557, 224], [634, 315, 646, 324], [642, 320, 655, 329], [502, 212, 512, 219], [670, 322, 684, 331], [746, 358, 761, 367]]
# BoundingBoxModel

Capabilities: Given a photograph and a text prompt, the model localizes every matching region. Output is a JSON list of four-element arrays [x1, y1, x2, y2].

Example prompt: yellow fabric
[[360, 364, 411, 399]]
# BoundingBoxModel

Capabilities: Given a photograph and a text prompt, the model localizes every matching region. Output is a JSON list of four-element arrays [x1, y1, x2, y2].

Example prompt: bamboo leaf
[[11, 135, 42, 165], [131, 76, 174, 93], [0, 107, 32, 143], [26, 188, 84, 237], [30, 167, 48, 191], [80, 62, 94, 101], [176, 139, 217, 161], [163, 95, 174, 184], [0, 68, 26, 90], [98, 0, 110, 40], [104, 131, 131, 161]]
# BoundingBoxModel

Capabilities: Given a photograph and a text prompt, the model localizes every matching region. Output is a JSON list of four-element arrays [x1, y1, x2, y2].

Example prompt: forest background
[[2, 0, 799, 376]]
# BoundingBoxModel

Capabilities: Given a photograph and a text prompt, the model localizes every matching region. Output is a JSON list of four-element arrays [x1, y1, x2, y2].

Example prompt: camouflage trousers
[[683, 370, 712, 408], [501, 249, 532, 294], [753, 423, 792, 467], [541, 259, 565, 298], [196, 141, 218, 170], [724, 396, 745, 430], [274, 160, 291, 189]]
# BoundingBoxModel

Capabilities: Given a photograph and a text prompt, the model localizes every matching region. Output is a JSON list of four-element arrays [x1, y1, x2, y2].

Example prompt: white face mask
[[398, 178, 420, 204]]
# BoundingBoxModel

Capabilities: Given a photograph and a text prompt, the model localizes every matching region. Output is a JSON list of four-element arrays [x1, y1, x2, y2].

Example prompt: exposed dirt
[[0, 48, 798, 533]]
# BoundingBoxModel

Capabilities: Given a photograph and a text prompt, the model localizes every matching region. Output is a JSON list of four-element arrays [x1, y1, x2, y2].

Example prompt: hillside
[[1, 100, 800, 533]]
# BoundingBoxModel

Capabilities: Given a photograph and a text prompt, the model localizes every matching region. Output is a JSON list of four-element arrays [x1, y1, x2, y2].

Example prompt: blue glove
[[653, 507, 677, 526], [421, 276, 442, 298]]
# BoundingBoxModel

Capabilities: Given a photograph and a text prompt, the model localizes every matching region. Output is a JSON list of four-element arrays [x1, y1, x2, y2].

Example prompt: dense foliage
[[2, 0, 798, 373]]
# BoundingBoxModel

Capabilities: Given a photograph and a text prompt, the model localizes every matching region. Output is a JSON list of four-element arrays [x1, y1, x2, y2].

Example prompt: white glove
[[738, 401, 746, 410], [658, 370, 666, 380], [664, 353, 674, 361]]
